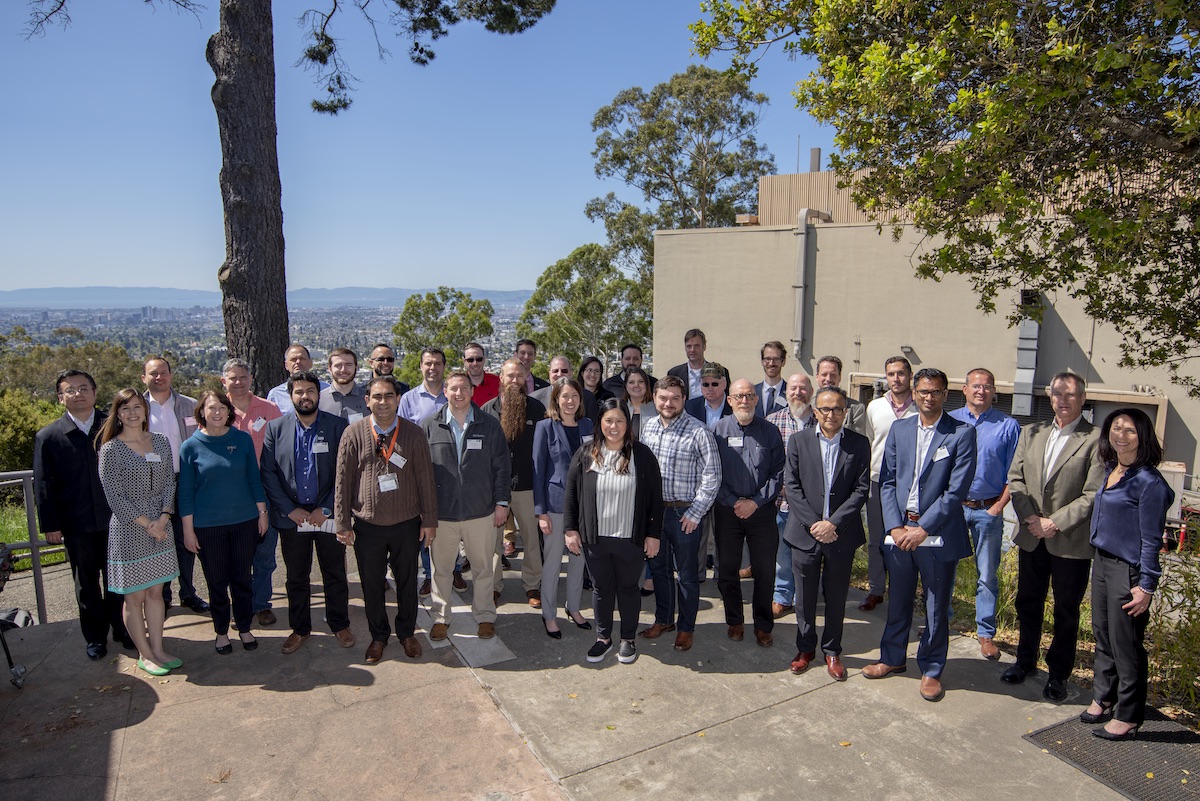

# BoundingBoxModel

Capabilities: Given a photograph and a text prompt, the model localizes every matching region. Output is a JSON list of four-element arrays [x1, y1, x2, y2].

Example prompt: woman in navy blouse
[[1082, 408, 1173, 740], [179, 390, 268, 654]]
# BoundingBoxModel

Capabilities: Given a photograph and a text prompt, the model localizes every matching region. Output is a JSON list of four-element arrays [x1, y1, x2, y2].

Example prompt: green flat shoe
[[162, 657, 183, 670], [137, 658, 171, 677]]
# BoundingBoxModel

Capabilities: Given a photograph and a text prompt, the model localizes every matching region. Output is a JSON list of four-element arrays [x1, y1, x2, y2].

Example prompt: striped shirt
[[592, 448, 637, 538], [640, 412, 722, 521]]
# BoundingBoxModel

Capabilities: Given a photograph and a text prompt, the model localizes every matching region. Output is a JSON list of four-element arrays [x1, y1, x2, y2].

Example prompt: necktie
[[766, 387, 776, 411]]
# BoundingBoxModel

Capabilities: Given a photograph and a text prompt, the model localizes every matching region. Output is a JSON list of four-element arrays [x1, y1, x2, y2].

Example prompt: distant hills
[[0, 286, 533, 310]]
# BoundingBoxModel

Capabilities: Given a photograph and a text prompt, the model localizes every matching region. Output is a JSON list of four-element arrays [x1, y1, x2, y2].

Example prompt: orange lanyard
[[373, 426, 399, 463]]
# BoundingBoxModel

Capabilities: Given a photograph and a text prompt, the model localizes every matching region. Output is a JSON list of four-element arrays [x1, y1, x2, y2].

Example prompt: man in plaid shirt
[[767, 373, 817, 619], [639, 375, 722, 652]]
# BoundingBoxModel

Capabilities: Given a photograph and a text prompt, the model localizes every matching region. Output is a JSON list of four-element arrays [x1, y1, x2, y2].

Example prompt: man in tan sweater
[[335, 376, 438, 664]]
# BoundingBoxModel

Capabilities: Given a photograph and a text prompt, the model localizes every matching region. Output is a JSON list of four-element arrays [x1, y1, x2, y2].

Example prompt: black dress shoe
[[1043, 677, 1068, 702], [215, 639, 233, 655], [543, 619, 562, 640], [183, 596, 211, 614], [1000, 664, 1034, 685], [1093, 725, 1138, 741], [1079, 704, 1113, 724], [86, 642, 107, 660], [240, 634, 259, 651]]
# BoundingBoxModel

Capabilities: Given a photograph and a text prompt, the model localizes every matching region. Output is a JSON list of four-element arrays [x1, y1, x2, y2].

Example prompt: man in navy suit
[[260, 371, 353, 654], [684, 364, 732, 429], [754, 341, 789, 418], [864, 368, 976, 702], [782, 386, 871, 680]]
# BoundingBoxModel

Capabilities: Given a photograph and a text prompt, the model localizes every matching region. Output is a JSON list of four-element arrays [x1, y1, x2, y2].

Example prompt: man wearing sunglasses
[[684, 364, 732, 430], [462, 342, 499, 404], [367, 344, 410, 397]]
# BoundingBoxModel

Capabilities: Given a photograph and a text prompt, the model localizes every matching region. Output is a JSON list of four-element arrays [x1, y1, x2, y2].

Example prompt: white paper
[[884, 535, 944, 547], [347, 412, 363, 424], [466, 439, 483, 450], [933, 446, 949, 462], [298, 519, 338, 533], [378, 473, 398, 492], [727, 436, 744, 447], [389, 452, 407, 469], [251, 417, 266, 432], [312, 442, 329, 454], [145, 452, 162, 463]]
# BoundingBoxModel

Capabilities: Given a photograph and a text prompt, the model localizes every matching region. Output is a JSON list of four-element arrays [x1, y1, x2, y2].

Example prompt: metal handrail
[[0, 471, 50, 624]]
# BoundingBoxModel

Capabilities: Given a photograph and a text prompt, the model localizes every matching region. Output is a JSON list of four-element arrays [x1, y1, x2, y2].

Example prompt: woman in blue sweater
[[179, 390, 268, 654], [1082, 408, 1174, 741]]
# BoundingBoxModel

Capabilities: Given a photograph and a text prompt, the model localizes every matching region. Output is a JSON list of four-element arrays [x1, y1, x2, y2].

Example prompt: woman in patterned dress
[[97, 389, 181, 676]]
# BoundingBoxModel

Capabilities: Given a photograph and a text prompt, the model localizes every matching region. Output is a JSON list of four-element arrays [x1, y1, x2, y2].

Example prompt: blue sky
[[0, 2, 833, 292]]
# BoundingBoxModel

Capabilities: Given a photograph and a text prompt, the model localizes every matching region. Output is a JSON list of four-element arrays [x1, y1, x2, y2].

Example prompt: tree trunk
[[206, 0, 288, 395]]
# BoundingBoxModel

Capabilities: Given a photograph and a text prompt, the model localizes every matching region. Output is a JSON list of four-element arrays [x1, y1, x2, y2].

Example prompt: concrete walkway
[[0, 558, 1123, 801]]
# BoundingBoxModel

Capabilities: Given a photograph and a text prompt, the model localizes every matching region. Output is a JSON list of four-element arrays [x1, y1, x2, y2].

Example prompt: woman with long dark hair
[[622, 367, 655, 440], [577, 356, 613, 405], [1082, 408, 1174, 740], [97, 389, 180, 676], [563, 398, 663, 664]]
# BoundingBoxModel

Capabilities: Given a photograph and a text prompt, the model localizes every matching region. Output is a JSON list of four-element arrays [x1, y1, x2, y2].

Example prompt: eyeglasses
[[372, 357, 395, 363], [967, 384, 994, 391], [60, 386, 94, 396], [701, 381, 722, 388], [729, 393, 756, 401], [761, 357, 783, 364], [914, 389, 946, 398], [463, 357, 484, 363], [816, 406, 847, 415]]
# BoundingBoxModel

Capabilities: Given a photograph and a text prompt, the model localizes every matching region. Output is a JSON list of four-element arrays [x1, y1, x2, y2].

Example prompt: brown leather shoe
[[478, 622, 495, 639], [365, 640, 387, 664], [857, 594, 884, 611], [825, 654, 847, 681], [429, 623, 449, 641], [526, 590, 542, 609], [979, 637, 1000, 660], [334, 628, 356, 648], [727, 624, 745, 641], [790, 651, 815, 674], [419, 579, 431, 597], [281, 632, 308, 654], [639, 622, 676, 639], [862, 661, 907, 679], [401, 636, 422, 658], [920, 675, 945, 702], [771, 602, 794, 619], [257, 608, 277, 626], [494, 590, 502, 605], [754, 629, 773, 647], [673, 631, 693, 651], [738, 566, 753, 579], [453, 570, 468, 591]]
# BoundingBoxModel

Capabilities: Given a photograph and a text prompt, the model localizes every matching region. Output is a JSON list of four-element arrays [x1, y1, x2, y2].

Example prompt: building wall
[[653, 221, 1200, 478]]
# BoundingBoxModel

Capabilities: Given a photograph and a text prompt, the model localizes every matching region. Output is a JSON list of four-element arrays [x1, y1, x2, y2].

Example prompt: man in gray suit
[[1003, 372, 1104, 701]]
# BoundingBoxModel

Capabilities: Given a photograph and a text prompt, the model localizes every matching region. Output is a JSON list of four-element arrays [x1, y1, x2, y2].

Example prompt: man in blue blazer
[[684, 364, 733, 429], [260, 371, 352, 654], [864, 368, 976, 702]]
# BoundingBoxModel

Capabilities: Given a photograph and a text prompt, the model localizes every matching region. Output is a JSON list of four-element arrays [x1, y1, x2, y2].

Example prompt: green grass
[[1, 503, 66, 571]]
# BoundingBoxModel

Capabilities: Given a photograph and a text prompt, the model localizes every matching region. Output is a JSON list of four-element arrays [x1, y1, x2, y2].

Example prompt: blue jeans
[[964, 507, 1004, 638], [647, 507, 702, 632], [772, 509, 794, 606], [251, 526, 278, 613]]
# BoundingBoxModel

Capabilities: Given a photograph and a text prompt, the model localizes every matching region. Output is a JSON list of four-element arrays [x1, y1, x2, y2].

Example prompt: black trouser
[[791, 542, 855, 656], [162, 508, 201, 606], [279, 526, 351, 636], [352, 516, 421, 643], [714, 502, 779, 633], [194, 519, 258, 636], [1091, 550, 1150, 725], [584, 537, 645, 642], [1014, 540, 1091, 679], [63, 528, 128, 645]]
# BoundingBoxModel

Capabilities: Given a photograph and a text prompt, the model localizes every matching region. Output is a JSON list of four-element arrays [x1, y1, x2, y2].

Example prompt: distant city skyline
[[0, 2, 833, 292]]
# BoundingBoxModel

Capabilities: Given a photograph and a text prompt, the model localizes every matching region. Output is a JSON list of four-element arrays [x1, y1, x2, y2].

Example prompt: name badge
[[389, 452, 407, 469], [934, 446, 950, 462], [727, 436, 744, 447], [251, 417, 266, 432], [145, 453, 162, 463], [582, 435, 594, 444], [378, 473, 398, 493], [466, 439, 483, 450], [347, 412, 363, 424], [184, 416, 196, 427], [312, 442, 330, 454]]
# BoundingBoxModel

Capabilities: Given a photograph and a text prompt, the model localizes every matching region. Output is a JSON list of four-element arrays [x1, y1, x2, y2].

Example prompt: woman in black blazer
[[564, 399, 663, 664]]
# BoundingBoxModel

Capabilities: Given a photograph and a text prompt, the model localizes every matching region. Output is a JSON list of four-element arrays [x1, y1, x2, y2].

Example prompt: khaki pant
[[494, 490, 542, 593], [431, 516, 499, 625]]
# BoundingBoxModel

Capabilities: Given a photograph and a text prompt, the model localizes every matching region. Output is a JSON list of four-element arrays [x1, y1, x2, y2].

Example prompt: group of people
[[32, 331, 1173, 741]]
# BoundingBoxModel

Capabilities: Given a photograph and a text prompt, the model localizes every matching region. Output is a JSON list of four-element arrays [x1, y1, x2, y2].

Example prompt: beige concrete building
[[653, 172, 1197, 512]]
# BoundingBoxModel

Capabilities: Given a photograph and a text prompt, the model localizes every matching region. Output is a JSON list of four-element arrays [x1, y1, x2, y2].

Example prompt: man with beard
[[319, 347, 369, 423], [766, 373, 817, 618], [711, 379, 786, 646], [260, 371, 354, 654], [482, 359, 547, 607], [602, 344, 657, 399], [367, 343, 410, 396]]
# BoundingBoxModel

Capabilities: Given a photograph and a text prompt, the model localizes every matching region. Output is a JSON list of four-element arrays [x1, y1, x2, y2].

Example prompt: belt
[[905, 511, 921, 523], [664, 500, 693, 508], [963, 496, 1002, 510]]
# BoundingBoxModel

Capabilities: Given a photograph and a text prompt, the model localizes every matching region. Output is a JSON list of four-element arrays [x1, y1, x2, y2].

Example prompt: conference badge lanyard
[[373, 426, 406, 493]]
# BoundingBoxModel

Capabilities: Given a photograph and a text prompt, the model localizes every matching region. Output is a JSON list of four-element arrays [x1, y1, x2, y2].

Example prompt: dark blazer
[[782, 427, 871, 553], [481, 394, 547, 492], [260, 411, 349, 530], [533, 417, 595, 515], [685, 396, 732, 427], [668, 362, 730, 399], [602, 371, 658, 400], [33, 411, 111, 536], [562, 442, 664, 548], [755, 380, 788, 419], [880, 413, 976, 562]]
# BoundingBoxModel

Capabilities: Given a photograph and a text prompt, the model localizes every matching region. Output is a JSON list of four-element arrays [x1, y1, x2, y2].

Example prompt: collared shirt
[[319, 382, 369, 423], [231, 394, 282, 463], [818, 428, 843, 518], [444, 404, 474, 462], [67, 411, 95, 434], [906, 414, 942, 513], [372, 416, 398, 437], [294, 418, 320, 506], [767, 405, 817, 512], [950, 405, 1020, 500], [641, 412, 722, 522], [688, 366, 703, 398], [267, 379, 329, 414], [704, 399, 726, 430], [761, 380, 784, 413], [147, 393, 184, 472], [712, 415, 785, 509], [888, 391, 915, 419], [397, 384, 447, 425], [1043, 414, 1083, 489]]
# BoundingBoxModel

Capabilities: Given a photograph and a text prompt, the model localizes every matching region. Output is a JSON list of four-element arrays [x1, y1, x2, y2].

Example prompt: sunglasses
[[464, 357, 484, 363], [372, 357, 395, 363], [702, 381, 722, 388]]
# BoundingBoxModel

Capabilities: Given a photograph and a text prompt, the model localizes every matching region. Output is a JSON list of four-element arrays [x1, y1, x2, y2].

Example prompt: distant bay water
[[0, 286, 532, 310]]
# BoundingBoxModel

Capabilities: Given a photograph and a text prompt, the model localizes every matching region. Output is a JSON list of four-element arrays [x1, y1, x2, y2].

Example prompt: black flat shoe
[[240, 634, 259, 651], [1079, 704, 1113, 724], [640, 587, 654, 597], [1093, 725, 1138, 741], [1043, 677, 1068, 702], [215, 639, 233, 655], [543, 619, 562, 640]]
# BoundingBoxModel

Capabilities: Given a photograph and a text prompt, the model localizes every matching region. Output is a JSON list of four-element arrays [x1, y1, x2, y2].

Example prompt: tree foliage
[[0, 389, 61, 475], [591, 64, 776, 230], [584, 193, 657, 326], [391, 287, 495, 386], [693, 0, 1200, 393], [517, 244, 648, 368]]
